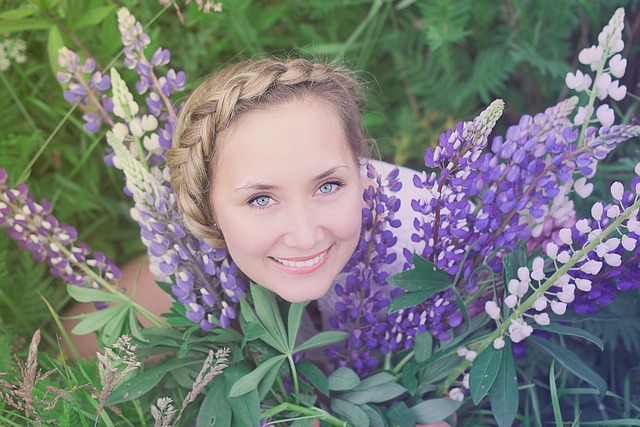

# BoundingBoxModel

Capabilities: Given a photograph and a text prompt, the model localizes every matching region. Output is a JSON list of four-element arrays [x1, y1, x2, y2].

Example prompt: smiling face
[[210, 97, 365, 302]]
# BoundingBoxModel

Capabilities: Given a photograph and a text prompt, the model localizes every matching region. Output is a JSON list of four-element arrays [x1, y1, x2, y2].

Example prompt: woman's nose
[[282, 203, 325, 250]]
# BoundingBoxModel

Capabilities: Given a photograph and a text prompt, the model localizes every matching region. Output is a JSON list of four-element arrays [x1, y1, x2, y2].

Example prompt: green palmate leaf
[[0, 8, 39, 20], [414, 332, 433, 363], [239, 296, 282, 352], [197, 375, 232, 427], [228, 354, 286, 397], [258, 359, 283, 400], [354, 372, 396, 390], [66, 284, 127, 303], [385, 401, 415, 427], [226, 366, 261, 427], [298, 360, 329, 397], [287, 301, 306, 349], [330, 398, 370, 427], [242, 322, 267, 345], [341, 373, 407, 404], [410, 398, 462, 424], [0, 18, 50, 33], [250, 283, 289, 351], [489, 340, 519, 427], [535, 324, 604, 351], [47, 25, 64, 77], [70, 304, 127, 335], [388, 290, 432, 314], [452, 286, 470, 333], [108, 358, 201, 404], [71, 5, 116, 29], [295, 331, 348, 352], [328, 367, 361, 391], [529, 336, 607, 400], [128, 309, 148, 343], [99, 304, 130, 347], [386, 253, 451, 292], [401, 363, 418, 395], [469, 344, 504, 405]]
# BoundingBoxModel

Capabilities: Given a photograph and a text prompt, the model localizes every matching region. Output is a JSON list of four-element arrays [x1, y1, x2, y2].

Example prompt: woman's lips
[[270, 246, 332, 275]]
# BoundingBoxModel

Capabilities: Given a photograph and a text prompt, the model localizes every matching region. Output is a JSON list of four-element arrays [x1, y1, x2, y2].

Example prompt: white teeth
[[274, 251, 326, 268]]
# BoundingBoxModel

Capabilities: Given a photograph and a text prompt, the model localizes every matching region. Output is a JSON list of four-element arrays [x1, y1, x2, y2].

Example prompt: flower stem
[[436, 197, 640, 395], [577, 46, 611, 148], [287, 354, 300, 405], [261, 403, 349, 426]]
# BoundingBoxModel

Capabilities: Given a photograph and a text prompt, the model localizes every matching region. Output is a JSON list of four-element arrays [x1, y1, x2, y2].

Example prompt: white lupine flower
[[604, 253, 622, 267], [129, 117, 144, 137], [596, 104, 615, 127], [551, 301, 567, 315], [484, 300, 501, 320], [112, 123, 129, 141], [508, 279, 528, 297], [574, 177, 594, 198], [531, 257, 545, 281], [533, 297, 548, 311], [141, 115, 159, 132], [605, 238, 620, 251], [609, 54, 627, 78], [111, 68, 140, 119], [508, 318, 533, 343], [634, 162, 640, 176], [557, 291, 575, 303], [608, 80, 627, 101], [465, 351, 477, 361], [595, 242, 610, 258], [575, 218, 591, 234], [504, 295, 518, 308], [622, 235, 636, 251], [628, 217, 640, 233], [573, 106, 587, 125], [493, 337, 506, 350], [565, 70, 592, 92], [456, 347, 468, 357], [591, 203, 604, 221], [563, 284, 575, 295], [575, 278, 592, 292], [607, 205, 620, 218], [559, 228, 573, 245], [534, 313, 550, 326], [581, 259, 603, 275], [143, 134, 161, 153], [546, 242, 558, 259], [557, 251, 571, 264], [595, 73, 612, 100], [517, 267, 531, 283], [610, 182, 624, 200], [578, 45, 603, 67], [462, 374, 470, 389], [448, 388, 464, 402]]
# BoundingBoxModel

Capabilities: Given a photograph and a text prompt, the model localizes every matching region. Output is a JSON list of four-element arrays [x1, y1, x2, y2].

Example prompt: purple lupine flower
[[0, 168, 121, 293]]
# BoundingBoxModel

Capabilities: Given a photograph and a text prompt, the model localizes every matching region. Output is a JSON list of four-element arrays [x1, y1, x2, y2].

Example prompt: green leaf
[[414, 332, 433, 363], [295, 331, 348, 352], [225, 365, 261, 427], [242, 322, 267, 345], [71, 5, 116, 29], [549, 360, 563, 427], [385, 401, 415, 427], [489, 340, 519, 427], [250, 283, 288, 351], [70, 304, 125, 335], [0, 8, 39, 20], [401, 362, 418, 395], [99, 304, 130, 347], [354, 372, 396, 390], [108, 358, 201, 404], [128, 309, 148, 343], [410, 398, 463, 424], [535, 324, 604, 351], [469, 344, 503, 405], [287, 302, 306, 350], [388, 291, 432, 314], [341, 382, 407, 405], [330, 398, 370, 427], [66, 284, 126, 303], [197, 375, 232, 427], [239, 296, 282, 352], [361, 404, 388, 427], [228, 354, 286, 397], [258, 359, 283, 400], [529, 335, 607, 400], [298, 360, 329, 397], [0, 18, 50, 33], [386, 254, 451, 292], [47, 25, 65, 77], [328, 367, 361, 391], [452, 286, 470, 333]]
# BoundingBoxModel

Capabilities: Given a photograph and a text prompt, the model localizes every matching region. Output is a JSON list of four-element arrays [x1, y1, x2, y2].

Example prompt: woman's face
[[210, 97, 365, 302]]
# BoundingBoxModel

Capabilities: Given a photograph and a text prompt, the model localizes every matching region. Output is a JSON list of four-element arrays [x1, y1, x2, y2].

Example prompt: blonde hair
[[166, 58, 369, 247]]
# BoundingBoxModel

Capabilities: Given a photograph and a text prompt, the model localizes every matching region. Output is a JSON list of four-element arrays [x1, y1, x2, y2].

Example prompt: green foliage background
[[1, 0, 640, 424]]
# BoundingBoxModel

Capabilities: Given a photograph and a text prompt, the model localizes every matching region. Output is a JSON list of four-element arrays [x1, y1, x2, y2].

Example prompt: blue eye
[[317, 180, 344, 195], [250, 196, 273, 207]]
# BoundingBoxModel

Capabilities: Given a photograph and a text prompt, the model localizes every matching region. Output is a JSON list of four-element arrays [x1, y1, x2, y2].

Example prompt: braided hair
[[166, 58, 369, 247]]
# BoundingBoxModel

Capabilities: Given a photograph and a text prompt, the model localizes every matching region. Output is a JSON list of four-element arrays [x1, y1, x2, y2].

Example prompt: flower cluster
[[0, 168, 121, 291], [0, 38, 27, 72], [326, 164, 402, 375]]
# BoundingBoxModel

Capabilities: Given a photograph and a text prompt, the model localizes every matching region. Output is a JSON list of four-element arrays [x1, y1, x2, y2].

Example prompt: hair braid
[[166, 58, 369, 247]]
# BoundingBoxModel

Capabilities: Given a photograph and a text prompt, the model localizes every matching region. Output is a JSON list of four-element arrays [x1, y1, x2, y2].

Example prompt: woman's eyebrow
[[314, 165, 347, 181], [235, 165, 348, 192]]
